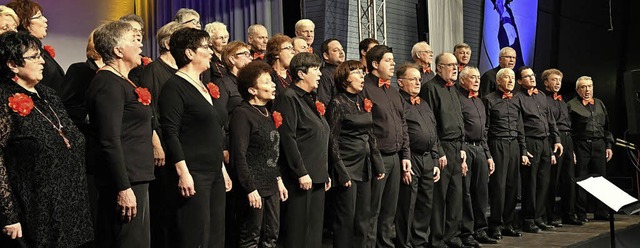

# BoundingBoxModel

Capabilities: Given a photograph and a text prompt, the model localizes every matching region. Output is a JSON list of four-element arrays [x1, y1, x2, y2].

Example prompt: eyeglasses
[[438, 63, 458, 69], [23, 53, 42, 61], [235, 51, 252, 58], [418, 50, 433, 55], [281, 45, 294, 51], [500, 55, 516, 60], [196, 43, 212, 50], [182, 19, 200, 26], [213, 35, 229, 41], [132, 28, 144, 36], [30, 13, 45, 20], [349, 69, 365, 76], [521, 74, 536, 80], [399, 77, 421, 82]]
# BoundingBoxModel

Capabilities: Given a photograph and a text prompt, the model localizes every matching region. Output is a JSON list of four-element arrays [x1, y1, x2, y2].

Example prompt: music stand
[[577, 176, 640, 248]]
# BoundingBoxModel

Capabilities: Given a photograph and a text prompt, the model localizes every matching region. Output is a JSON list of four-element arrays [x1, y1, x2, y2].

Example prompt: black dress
[[40, 46, 65, 94], [0, 81, 93, 247]]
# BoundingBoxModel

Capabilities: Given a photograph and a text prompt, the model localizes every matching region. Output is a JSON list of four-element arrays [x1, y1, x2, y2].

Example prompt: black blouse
[[60, 59, 99, 134], [273, 85, 330, 183], [229, 102, 281, 196], [140, 58, 178, 132], [326, 92, 384, 185], [271, 70, 293, 97], [159, 75, 224, 172], [40, 47, 65, 94]]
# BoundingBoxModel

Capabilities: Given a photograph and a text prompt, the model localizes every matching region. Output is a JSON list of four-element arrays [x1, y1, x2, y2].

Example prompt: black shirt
[[40, 47, 65, 94], [419, 75, 465, 141], [567, 97, 614, 149], [517, 88, 560, 144], [202, 54, 228, 83], [159, 75, 224, 172], [229, 102, 281, 196], [140, 58, 178, 132], [483, 89, 527, 156], [458, 87, 492, 159], [326, 92, 384, 184], [318, 63, 337, 104], [361, 73, 410, 159], [544, 90, 571, 132], [271, 70, 293, 97], [273, 84, 330, 183], [399, 90, 442, 159], [215, 74, 243, 119], [60, 59, 99, 133], [419, 65, 435, 86], [86, 70, 155, 190]]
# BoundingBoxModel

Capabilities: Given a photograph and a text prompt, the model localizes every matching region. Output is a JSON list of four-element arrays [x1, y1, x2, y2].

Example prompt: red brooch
[[315, 101, 326, 116], [8, 93, 34, 116], [43, 45, 55, 58], [206, 83, 220, 99], [135, 87, 152, 105], [141, 57, 152, 66], [272, 111, 283, 128], [363, 98, 373, 112]]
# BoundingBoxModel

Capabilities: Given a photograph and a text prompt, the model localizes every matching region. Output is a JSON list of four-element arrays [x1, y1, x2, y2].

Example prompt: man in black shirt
[[479, 47, 517, 98], [484, 68, 527, 240], [394, 63, 442, 248], [568, 76, 614, 221], [515, 66, 563, 233], [411, 41, 435, 85], [318, 38, 345, 104], [458, 66, 498, 246], [419, 53, 467, 248], [247, 24, 268, 60], [361, 45, 412, 247], [359, 38, 379, 71], [454, 43, 472, 72], [542, 69, 584, 226]]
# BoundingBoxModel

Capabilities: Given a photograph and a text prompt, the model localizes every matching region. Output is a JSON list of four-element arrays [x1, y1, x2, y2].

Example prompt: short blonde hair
[[0, 5, 19, 25], [156, 21, 182, 53], [204, 21, 227, 37]]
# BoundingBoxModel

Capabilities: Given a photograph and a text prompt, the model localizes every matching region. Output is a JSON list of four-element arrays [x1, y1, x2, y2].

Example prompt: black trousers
[[174, 170, 226, 248], [96, 183, 150, 248], [431, 141, 463, 247], [280, 183, 325, 248], [237, 192, 280, 248], [395, 152, 435, 248], [332, 179, 372, 248], [546, 132, 577, 221], [574, 139, 608, 218], [368, 154, 401, 248], [520, 137, 551, 223], [149, 165, 178, 248], [461, 143, 490, 237], [488, 138, 519, 229]]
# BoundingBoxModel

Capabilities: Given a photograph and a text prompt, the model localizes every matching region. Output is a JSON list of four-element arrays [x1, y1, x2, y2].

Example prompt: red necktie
[[468, 91, 478, 99], [423, 66, 431, 74], [253, 52, 264, 60], [445, 81, 454, 88], [378, 79, 390, 89], [527, 88, 539, 96], [411, 96, 421, 105], [502, 92, 513, 99], [582, 98, 595, 106], [553, 93, 562, 101]]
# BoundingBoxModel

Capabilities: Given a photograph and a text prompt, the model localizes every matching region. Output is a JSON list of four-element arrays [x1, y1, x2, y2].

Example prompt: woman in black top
[[230, 61, 288, 247], [265, 34, 295, 96], [0, 31, 93, 248], [86, 21, 155, 247], [7, 0, 65, 94], [327, 60, 385, 248], [159, 27, 229, 248], [273, 52, 332, 248]]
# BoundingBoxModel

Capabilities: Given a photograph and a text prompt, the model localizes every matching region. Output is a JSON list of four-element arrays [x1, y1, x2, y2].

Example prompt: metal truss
[[358, 0, 387, 44]]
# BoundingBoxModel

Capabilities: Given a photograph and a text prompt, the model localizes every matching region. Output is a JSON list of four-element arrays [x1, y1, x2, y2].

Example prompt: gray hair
[[459, 66, 479, 80], [411, 41, 429, 61], [174, 8, 200, 24], [157, 21, 182, 54], [247, 24, 267, 37], [575, 76, 593, 90], [499, 46, 515, 57], [205, 21, 227, 37], [295, 19, 314, 31], [496, 67, 514, 82], [94, 21, 134, 64]]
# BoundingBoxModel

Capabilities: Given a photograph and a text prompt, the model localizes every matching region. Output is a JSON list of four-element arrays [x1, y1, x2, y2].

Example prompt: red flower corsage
[[207, 83, 220, 99], [135, 87, 152, 105], [363, 98, 373, 112], [141, 57, 152, 66], [8, 93, 34, 116], [272, 111, 283, 128], [43, 45, 55, 58], [315, 101, 326, 116]]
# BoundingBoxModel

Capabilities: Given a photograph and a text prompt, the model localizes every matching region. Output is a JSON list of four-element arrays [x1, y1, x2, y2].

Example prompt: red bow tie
[[502, 92, 513, 99], [423, 66, 431, 74], [468, 91, 478, 99], [582, 98, 594, 106], [378, 79, 391, 88], [410, 96, 421, 105], [445, 81, 455, 88], [253, 52, 264, 60], [553, 93, 562, 101], [458, 64, 466, 72], [527, 88, 539, 96]]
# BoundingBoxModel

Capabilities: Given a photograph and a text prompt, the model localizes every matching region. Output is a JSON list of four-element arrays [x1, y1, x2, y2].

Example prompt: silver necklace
[[250, 104, 269, 117]]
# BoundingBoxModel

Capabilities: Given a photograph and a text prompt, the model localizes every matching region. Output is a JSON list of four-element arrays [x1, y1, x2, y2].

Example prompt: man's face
[[517, 68, 536, 89], [295, 24, 315, 46], [323, 40, 345, 65], [373, 52, 395, 80], [498, 49, 516, 69], [292, 39, 308, 54], [437, 53, 458, 83], [248, 26, 268, 52], [461, 69, 481, 92], [454, 47, 471, 65], [497, 70, 516, 92], [544, 74, 563, 93], [415, 43, 433, 65], [398, 67, 422, 96], [576, 79, 594, 100]]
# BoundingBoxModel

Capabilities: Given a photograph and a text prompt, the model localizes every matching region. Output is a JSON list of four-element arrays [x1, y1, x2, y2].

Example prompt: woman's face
[[299, 66, 322, 91], [118, 30, 143, 68], [211, 30, 229, 54], [27, 10, 47, 39], [232, 47, 253, 70], [0, 15, 18, 34], [277, 41, 295, 69], [189, 38, 213, 72], [14, 48, 45, 84], [251, 72, 276, 102], [345, 69, 365, 93]]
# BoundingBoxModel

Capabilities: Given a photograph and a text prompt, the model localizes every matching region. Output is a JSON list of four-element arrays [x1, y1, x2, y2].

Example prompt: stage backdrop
[[478, 0, 538, 74]]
